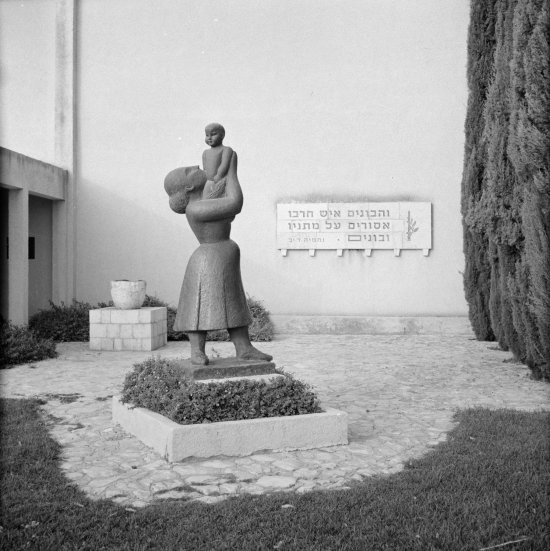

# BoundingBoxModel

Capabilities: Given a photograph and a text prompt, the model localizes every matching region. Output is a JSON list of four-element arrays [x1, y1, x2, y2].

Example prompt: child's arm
[[213, 146, 234, 182]]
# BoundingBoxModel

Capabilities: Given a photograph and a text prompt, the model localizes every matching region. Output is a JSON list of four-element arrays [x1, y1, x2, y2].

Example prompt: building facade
[[0, 0, 470, 330]]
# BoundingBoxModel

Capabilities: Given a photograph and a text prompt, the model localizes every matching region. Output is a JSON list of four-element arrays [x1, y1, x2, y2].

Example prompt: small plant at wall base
[[121, 357, 321, 424], [28, 300, 105, 342], [143, 294, 273, 342], [0, 321, 57, 368], [141, 295, 187, 341], [207, 296, 274, 342], [29, 295, 272, 343]]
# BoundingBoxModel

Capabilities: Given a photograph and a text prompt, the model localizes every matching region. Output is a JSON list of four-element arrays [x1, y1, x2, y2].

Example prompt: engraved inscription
[[277, 202, 431, 252]]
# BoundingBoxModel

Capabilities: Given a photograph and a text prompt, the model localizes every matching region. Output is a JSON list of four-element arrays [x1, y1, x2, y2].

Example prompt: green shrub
[[28, 300, 101, 342], [0, 321, 57, 368], [207, 296, 274, 342], [120, 356, 321, 424], [134, 295, 274, 342], [28, 296, 187, 343], [142, 295, 188, 341], [28, 294, 274, 344]]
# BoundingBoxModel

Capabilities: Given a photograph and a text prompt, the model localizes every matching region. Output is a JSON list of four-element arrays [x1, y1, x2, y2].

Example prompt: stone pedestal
[[174, 357, 278, 381], [112, 396, 348, 461], [89, 307, 167, 351], [112, 354, 350, 460]]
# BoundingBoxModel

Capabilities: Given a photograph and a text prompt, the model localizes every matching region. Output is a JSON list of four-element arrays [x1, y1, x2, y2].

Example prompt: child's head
[[204, 123, 225, 147]]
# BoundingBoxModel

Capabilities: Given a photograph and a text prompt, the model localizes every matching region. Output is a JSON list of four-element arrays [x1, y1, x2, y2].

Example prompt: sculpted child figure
[[202, 123, 233, 199], [165, 132, 272, 366]]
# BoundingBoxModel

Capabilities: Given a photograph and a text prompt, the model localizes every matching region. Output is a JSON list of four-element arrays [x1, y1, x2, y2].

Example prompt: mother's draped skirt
[[174, 239, 252, 331]]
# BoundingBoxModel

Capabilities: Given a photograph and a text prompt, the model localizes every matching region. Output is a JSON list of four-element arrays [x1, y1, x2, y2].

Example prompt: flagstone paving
[[1, 334, 548, 507]]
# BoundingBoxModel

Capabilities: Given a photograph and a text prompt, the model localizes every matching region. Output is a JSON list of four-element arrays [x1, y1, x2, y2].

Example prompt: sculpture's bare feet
[[237, 346, 273, 362], [191, 351, 209, 366]]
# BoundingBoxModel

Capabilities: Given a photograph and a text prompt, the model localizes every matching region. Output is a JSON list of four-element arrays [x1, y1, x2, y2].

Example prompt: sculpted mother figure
[[164, 151, 272, 366]]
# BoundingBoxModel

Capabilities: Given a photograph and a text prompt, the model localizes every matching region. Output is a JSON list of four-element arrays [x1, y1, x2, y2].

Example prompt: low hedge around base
[[120, 356, 321, 425]]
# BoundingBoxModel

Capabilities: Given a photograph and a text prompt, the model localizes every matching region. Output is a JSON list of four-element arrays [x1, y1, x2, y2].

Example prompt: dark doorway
[[0, 189, 8, 321], [28, 195, 53, 317]]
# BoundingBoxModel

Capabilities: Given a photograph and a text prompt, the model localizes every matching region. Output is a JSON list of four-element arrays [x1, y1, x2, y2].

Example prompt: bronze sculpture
[[165, 127, 272, 366]]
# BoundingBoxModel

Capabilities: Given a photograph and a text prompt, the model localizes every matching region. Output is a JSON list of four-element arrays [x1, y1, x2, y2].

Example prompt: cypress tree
[[508, 0, 550, 378], [525, 4, 550, 378], [461, 0, 498, 340], [462, 0, 550, 379], [480, 0, 522, 352]]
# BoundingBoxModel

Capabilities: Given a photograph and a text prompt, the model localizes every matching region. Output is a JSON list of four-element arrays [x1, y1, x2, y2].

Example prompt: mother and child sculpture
[[164, 123, 272, 366]]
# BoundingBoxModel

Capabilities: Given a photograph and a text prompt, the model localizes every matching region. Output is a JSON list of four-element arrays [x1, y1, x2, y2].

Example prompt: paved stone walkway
[[1, 334, 548, 507]]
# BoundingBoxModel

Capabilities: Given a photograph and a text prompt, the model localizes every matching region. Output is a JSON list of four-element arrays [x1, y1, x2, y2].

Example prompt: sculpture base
[[112, 396, 348, 461], [175, 357, 278, 381]]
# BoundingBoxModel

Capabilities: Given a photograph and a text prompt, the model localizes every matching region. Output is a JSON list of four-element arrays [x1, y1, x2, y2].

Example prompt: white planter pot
[[110, 280, 146, 310]]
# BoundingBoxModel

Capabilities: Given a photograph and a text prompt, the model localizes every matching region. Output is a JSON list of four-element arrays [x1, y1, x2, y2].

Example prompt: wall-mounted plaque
[[277, 202, 432, 256]]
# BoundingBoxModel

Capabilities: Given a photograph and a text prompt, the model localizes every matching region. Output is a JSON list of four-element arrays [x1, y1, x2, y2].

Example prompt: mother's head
[[164, 166, 207, 214]]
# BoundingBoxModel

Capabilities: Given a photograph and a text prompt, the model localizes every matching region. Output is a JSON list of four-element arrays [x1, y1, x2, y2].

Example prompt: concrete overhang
[[0, 147, 67, 200]]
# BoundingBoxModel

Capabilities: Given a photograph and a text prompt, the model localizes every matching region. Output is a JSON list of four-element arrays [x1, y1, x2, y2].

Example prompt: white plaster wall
[[0, 0, 56, 164], [6, 0, 468, 317], [76, 0, 469, 315]]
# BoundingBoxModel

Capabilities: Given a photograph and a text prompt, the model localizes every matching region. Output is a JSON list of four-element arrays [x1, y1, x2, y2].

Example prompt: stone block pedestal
[[112, 396, 348, 461], [174, 357, 278, 381], [89, 307, 167, 351]]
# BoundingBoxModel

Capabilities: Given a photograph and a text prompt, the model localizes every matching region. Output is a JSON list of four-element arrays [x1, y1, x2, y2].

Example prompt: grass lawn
[[1, 398, 549, 551]]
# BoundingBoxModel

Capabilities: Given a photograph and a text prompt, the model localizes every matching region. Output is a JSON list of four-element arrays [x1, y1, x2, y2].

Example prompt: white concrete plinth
[[112, 396, 348, 461], [89, 307, 167, 351], [271, 315, 473, 335]]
